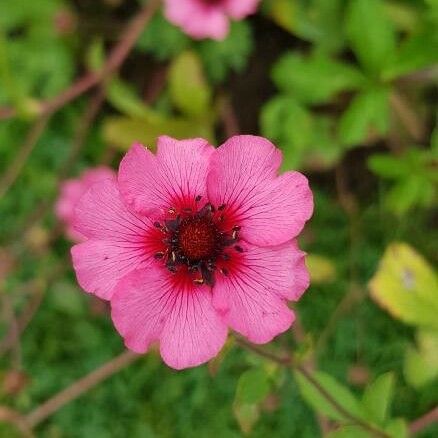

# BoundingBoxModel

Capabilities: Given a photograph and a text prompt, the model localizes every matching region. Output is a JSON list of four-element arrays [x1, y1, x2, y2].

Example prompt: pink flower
[[56, 167, 116, 241], [164, 0, 260, 40], [71, 136, 313, 369]]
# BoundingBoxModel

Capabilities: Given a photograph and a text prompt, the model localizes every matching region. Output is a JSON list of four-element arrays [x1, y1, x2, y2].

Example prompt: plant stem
[[236, 337, 391, 438], [0, 0, 161, 120], [409, 406, 438, 436], [24, 350, 140, 428]]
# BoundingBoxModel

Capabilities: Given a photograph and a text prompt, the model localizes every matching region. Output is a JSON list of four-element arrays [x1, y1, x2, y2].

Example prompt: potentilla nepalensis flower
[[164, 0, 260, 40], [56, 167, 116, 241], [71, 136, 313, 369]]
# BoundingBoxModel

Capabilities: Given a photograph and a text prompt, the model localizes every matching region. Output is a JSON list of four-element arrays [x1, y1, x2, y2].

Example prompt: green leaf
[[197, 21, 254, 83], [102, 114, 214, 151], [306, 254, 337, 284], [136, 12, 190, 60], [339, 87, 390, 146], [169, 51, 212, 118], [362, 373, 394, 424], [272, 52, 365, 104], [369, 242, 438, 330], [261, 96, 313, 169], [326, 425, 370, 438], [233, 402, 260, 435], [385, 418, 408, 438], [106, 78, 152, 118], [367, 155, 409, 179], [235, 368, 270, 404], [404, 329, 438, 388], [345, 0, 397, 76], [383, 25, 438, 80], [294, 370, 366, 422], [261, 97, 343, 170], [263, 0, 295, 34]]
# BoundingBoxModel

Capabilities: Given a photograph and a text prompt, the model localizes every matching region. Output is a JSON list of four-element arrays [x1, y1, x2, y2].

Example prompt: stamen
[[218, 204, 226, 211], [195, 195, 202, 202], [234, 245, 243, 253], [154, 221, 161, 228], [154, 252, 164, 259]]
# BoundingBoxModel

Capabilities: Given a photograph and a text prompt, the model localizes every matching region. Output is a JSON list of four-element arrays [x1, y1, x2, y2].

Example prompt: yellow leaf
[[368, 242, 438, 329]]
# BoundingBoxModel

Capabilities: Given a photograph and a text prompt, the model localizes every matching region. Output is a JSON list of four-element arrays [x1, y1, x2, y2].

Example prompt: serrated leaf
[[339, 87, 390, 146], [369, 242, 438, 330], [294, 370, 366, 422], [346, 0, 397, 76], [197, 21, 254, 83], [136, 12, 190, 60], [272, 52, 365, 104], [169, 51, 211, 118], [383, 25, 438, 80], [404, 329, 438, 388], [362, 373, 394, 424]]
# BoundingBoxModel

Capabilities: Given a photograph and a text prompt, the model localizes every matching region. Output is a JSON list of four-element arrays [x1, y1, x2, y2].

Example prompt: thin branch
[[0, 115, 50, 200], [0, 0, 160, 120], [389, 91, 425, 142], [237, 338, 390, 438], [24, 350, 140, 428], [409, 406, 438, 436]]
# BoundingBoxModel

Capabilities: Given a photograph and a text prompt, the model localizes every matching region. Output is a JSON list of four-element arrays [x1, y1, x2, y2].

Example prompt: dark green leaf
[[294, 370, 367, 422], [272, 52, 365, 104], [346, 0, 397, 76], [339, 87, 390, 146], [197, 21, 254, 83]]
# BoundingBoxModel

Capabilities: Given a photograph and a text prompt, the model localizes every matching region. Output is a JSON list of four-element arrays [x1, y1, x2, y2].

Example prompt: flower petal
[[160, 276, 228, 370], [208, 135, 313, 246], [118, 138, 214, 216], [212, 241, 301, 344], [164, 0, 229, 40], [111, 266, 228, 369], [56, 167, 115, 241], [73, 178, 152, 241], [71, 239, 152, 300], [71, 179, 159, 300], [224, 0, 260, 19]]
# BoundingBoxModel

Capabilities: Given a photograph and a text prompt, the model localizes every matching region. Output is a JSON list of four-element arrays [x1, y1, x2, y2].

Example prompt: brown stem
[[24, 350, 140, 428], [0, 0, 160, 120], [237, 338, 390, 438], [389, 91, 425, 142], [409, 406, 438, 436]]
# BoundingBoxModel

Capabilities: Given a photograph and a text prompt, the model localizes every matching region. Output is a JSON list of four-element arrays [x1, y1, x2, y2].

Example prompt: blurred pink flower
[[71, 136, 313, 369], [56, 167, 116, 241], [164, 0, 260, 40]]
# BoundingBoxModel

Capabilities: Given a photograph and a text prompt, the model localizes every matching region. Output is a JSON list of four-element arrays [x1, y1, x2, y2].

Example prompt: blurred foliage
[[0, 0, 437, 437]]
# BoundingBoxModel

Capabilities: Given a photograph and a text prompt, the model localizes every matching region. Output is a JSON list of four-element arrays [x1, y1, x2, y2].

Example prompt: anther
[[183, 207, 192, 213], [218, 204, 226, 211], [221, 253, 230, 261], [232, 226, 241, 231], [193, 278, 204, 285], [168, 207, 176, 214], [195, 195, 202, 202], [234, 245, 243, 253], [154, 252, 164, 259], [154, 221, 161, 228]]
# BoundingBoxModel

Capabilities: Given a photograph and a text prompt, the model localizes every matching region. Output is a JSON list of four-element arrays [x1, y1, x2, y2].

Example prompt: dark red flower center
[[199, 0, 223, 5], [153, 198, 242, 286], [178, 217, 218, 261]]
